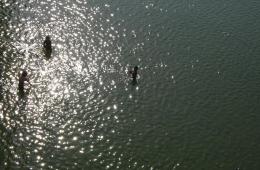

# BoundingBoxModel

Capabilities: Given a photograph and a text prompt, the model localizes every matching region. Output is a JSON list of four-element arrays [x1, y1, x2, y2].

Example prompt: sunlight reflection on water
[[0, 0, 178, 169], [1, 0, 126, 168]]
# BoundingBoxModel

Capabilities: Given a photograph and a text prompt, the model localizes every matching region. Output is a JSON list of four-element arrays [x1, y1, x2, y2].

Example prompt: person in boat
[[129, 66, 138, 82], [18, 70, 31, 95], [43, 36, 52, 53]]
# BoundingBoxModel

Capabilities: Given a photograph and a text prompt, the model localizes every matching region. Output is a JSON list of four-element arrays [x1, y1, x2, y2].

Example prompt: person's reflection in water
[[129, 66, 138, 85], [43, 35, 52, 58], [18, 70, 31, 98]]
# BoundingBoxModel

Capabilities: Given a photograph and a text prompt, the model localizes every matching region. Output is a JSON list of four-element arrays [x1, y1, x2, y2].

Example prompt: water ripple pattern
[[0, 0, 130, 169], [1, 0, 260, 169]]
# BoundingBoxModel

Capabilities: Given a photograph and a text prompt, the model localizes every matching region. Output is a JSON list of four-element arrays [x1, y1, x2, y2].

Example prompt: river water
[[1, 0, 260, 169]]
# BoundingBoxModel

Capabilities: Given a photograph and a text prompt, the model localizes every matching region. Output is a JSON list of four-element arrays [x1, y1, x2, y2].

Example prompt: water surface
[[1, 0, 260, 169]]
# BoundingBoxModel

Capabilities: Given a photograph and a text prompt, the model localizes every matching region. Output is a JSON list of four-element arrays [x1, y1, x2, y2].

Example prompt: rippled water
[[1, 0, 260, 169]]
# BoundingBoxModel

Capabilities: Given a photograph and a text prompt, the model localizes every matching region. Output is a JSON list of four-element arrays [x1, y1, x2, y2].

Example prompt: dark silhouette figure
[[18, 70, 30, 97], [129, 66, 138, 84], [43, 36, 52, 58]]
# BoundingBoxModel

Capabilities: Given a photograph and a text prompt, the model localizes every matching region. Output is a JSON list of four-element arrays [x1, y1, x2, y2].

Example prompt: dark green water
[[1, 0, 260, 169]]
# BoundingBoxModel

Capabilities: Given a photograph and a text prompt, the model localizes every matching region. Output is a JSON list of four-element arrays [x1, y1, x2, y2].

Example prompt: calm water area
[[0, 0, 260, 169]]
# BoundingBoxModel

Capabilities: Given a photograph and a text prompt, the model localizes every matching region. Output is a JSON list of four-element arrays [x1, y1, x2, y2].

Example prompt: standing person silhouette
[[18, 70, 31, 96], [129, 66, 138, 83], [43, 36, 52, 57]]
